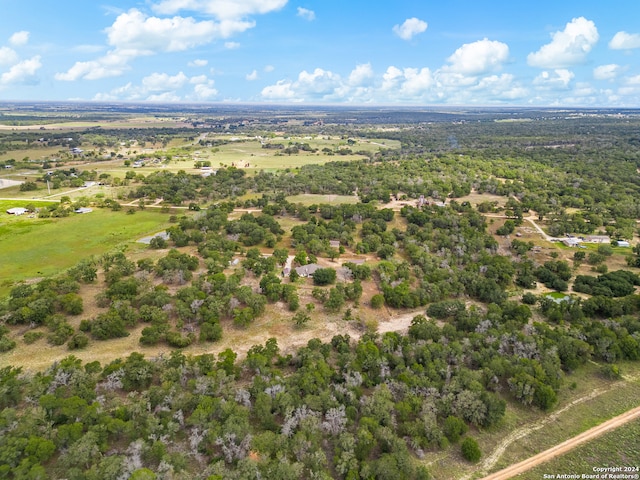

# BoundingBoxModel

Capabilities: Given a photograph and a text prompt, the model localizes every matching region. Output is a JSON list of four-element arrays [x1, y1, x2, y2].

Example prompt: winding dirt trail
[[480, 405, 640, 479], [462, 388, 607, 480], [460, 373, 640, 480]]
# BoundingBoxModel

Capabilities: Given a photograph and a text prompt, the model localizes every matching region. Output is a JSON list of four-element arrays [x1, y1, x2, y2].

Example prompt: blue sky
[[1, 0, 640, 106]]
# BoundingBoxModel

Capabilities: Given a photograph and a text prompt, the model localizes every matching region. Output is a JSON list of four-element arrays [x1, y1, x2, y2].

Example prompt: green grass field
[[0, 145, 66, 162], [0, 206, 173, 296]]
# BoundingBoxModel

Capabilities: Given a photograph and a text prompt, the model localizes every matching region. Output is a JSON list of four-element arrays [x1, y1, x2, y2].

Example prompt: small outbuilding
[[74, 207, 93, 214], [617, 240, 630, 247], [7, 207, 28, 215], [562, 238, 581, 247], [585, 235, 610, 244]]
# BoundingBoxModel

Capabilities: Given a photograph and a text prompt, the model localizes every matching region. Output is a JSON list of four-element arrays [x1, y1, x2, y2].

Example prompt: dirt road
[[481, 405, 640, 480]]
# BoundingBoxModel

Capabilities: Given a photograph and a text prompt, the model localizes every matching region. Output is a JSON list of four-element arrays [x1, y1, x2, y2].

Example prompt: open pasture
[[0, 145, 66, 163], [0, 115, 183, 130], [286, 193, 360, 205], [68, 134, 393, 181], [0, 206, 172, 296]]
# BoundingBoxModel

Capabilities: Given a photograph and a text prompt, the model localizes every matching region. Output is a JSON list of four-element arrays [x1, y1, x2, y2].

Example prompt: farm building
[[585, 235, 610, 244], [562, 238, 581, 247], [6, 207, 28, 215], [617, 240, 630, 247]]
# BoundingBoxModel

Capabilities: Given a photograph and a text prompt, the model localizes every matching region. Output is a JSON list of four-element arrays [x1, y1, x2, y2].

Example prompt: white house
[[295, 263, 321, 277]]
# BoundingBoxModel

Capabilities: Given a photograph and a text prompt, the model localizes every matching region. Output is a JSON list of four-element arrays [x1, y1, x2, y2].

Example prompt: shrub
[[47, 322, 74, 346], [140, 326, 165, 346], [199, 321, 222, 342], [601, 364, 622, 380], [0, 337, 16, 352], [90, 312, 129, 340], [149, 236, 168, 249], [166, 331, 194, 348], [292, 311, 311, 328], [370, 294, 385, 309], [461, 437, 481, 463], [443, 416, 468, 443], [68, 333, 89, 350], [23, 331, 44, 344], [312, 267, 337, 286]]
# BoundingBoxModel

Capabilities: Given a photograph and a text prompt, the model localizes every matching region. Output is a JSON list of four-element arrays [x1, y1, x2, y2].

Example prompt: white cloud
[[93, 82, 136, 102], [399, 68, 433, 95], [152, 0, 288, 20], [618, 74, 640, 98], [572, 82, 596, 97], [106, 9, 231, 54], [348, 63, 374, 86], [246, 69, 258, 81], [0, 47, 19, 66], [224, 41, 240, 49], [188, 59, 208, 67], [297, 68, 342, 95], [609, 31, 640, 50], [147, 91, 182, 102], [533, 69, 575, 88], [593, 64, 622, 81], [626, 75, 640, 85], [261, 80, 297, 100], [261, 68, 349, 102], [73, 45, 106, 54], [381, 66, 403, 91], [297, 7, 315, 21], [260, 57, 536, 105], [9, 31, 30, 47], [93, 71, 217, 101], [0, 55, 41, 85], [190, 74, 208, 84], [264, 65, 275, 72], [527, 17, 599, 68], [193, 82, 218, 99], [393, 17, 428, 41], [57, 8, 253, 81], [55, 51, 133, 81], [472, 74, 528, 100], [142, 71, 189, 91], [444, 38, 509, 75]]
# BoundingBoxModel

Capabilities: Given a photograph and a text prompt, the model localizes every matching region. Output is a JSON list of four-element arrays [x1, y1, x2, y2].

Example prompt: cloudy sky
[[1, 0, 640, 106]]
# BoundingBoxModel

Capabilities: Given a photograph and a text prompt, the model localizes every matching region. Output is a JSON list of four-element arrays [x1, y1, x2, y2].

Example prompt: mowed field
[[0, 203, 172, 296]]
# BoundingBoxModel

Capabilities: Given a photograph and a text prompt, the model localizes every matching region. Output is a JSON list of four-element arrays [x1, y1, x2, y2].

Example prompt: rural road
[[481, 405, 640, 480]]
